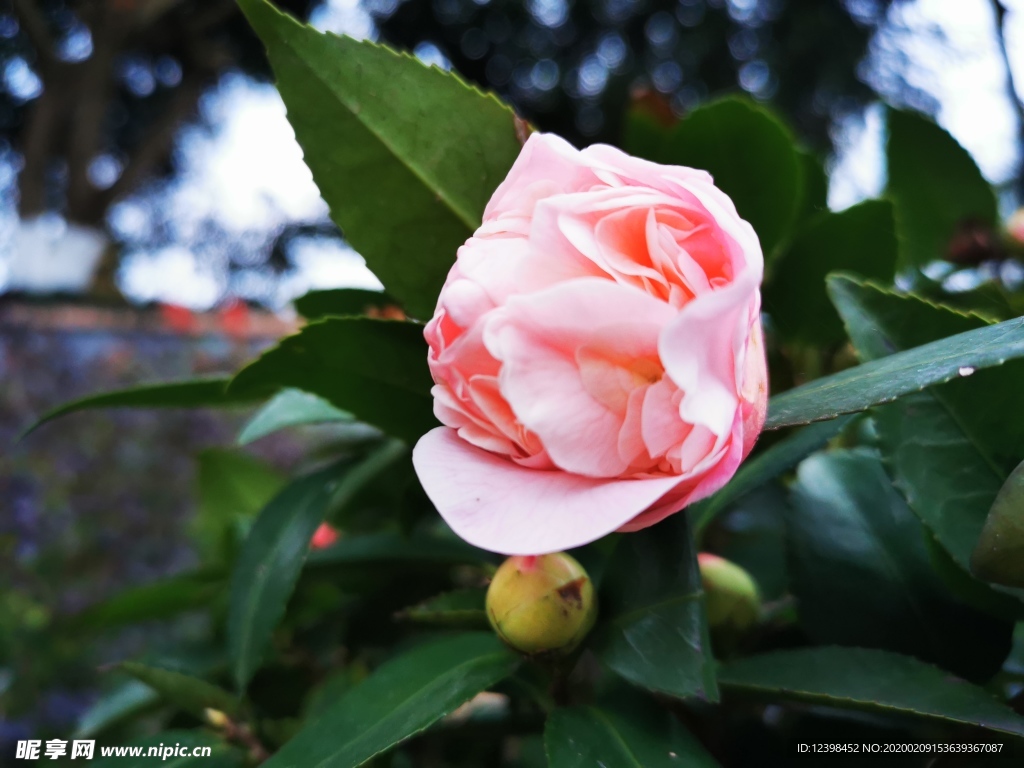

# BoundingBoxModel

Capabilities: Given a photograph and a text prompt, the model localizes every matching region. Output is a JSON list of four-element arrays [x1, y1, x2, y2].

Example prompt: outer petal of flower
[[413, 426, 687, 554]]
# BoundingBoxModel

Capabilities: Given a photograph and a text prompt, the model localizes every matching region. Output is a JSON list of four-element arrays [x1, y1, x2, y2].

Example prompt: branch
[[97, 72, 208, 210], [12, 0, 56, 66]]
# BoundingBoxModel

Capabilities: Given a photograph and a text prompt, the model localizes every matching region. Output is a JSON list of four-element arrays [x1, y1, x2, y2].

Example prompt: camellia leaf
[[228, 465, 339, 690], [719, 647, 1024, 737], [21, 378, 255, 438], [657, 97, 802, 255], [787, 449, 1011, 681], [764, 303, 1024, 430], [691, 415, 854, 536], [764, 199, 897, 344], [237, 388, 352, 445], [118, 662, 239, 719], [238, 0, 521, 319], [887, 108, 998, 273], [228, 318, 434, 445], [593, 515, 717, 701], [972, 459, 1024, 588], [262, 633, 519, 768], [294, 288, 398, 321], [827, 275, 1024, 609], [545, 699, 717, 768], [74, 680, 160, 739]]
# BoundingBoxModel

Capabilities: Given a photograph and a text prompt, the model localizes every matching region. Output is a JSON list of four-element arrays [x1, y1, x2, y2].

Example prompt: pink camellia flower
[[412, 133, 768, 555]]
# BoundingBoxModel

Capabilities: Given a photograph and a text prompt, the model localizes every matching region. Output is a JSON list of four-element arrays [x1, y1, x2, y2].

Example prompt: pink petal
[[413, 427, 687, 554]]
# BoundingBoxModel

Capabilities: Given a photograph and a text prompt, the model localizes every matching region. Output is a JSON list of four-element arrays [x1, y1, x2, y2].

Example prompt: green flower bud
[[486, 553, 597, 656], [698, 553, 760, 633]]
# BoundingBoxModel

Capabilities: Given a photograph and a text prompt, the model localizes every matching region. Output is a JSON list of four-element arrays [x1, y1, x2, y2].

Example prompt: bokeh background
[[4, 0, 1024, 755]]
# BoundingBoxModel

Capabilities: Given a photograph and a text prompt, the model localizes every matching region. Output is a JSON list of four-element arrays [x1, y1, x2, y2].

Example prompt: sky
[[2, 0, 1023, 309]]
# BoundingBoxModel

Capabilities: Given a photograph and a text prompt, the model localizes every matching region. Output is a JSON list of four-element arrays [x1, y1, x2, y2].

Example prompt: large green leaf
[[294, 288, 398, 320], [70, 569, 225, 630], [88, 730, 241, 768], [764, 200, 897, 344], [238, 0, 521, 318], [719, 647, 1024, 736], [396, 588, 488, 628], [227, 466, 338, 690], [691, 415, 854, 536], [74, 680, 160, 738], [229, 318, 434, 444], [193, 449, 286, 561], [787, 449, 1011, 681], [763, 301, 1024, 430], [973, 459, 1024, 587], [827, 275, 1024, 604], [263, 633, 519, 768], [887, 108, 998, 272], [237, 388, 351, 445], [22, 378, 254, 438], [657, 97, 801, 255], [119, 662, 239, 718], [593, 515, 717, 701], [655, 97, 798, 253], [545, 700, 717, 767]]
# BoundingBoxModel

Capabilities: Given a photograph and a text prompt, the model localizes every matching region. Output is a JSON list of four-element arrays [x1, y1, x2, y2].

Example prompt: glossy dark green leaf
[[545, 701, 717, 767], [294, 288, 398, 320], [307, 531, 492, 568], [828, 275, 1024, 608], [719, 647, 1024, 736], [692, 415, 854, 536], [763, 302, 1024, 431], [658, 97, 801, 255], [74, 680, 160, 739], [193, 449, 286, 561], [263, 633, 519, 768], [887, 108, 998, 272], [396, 588, 488, 628], [70, 569, 225, 630], [22, 378, 254, 438], [593, 515, 717, 701], [972, 458, 1024, 588], [119, 662, 239, 718], [88, 730, 241, 768], [238, 0, 520, 318], [237, 388, 351, 445], [788, 449, 1011, 681], [228, 466, 338, 690], [765, 200, 897, 344], [229, 318, 434, 444], [795, 149, 828, 224]]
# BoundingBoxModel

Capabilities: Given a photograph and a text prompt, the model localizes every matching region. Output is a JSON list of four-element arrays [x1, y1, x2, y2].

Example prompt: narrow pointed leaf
[[593, 515, 717, 701], [229, 318, 434, 444], [228, 466, 338, 690], [262, 633, 519, 768], [764, 306, 1024, 430], [238, 0, 521, 318], [22, 378, 253, 438], [396, 588, 488, 628], [118, 662, 239, 718], [69, 569, 225, 630], [238, 388, 352, 445], [719, 647, 1024, 737]]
